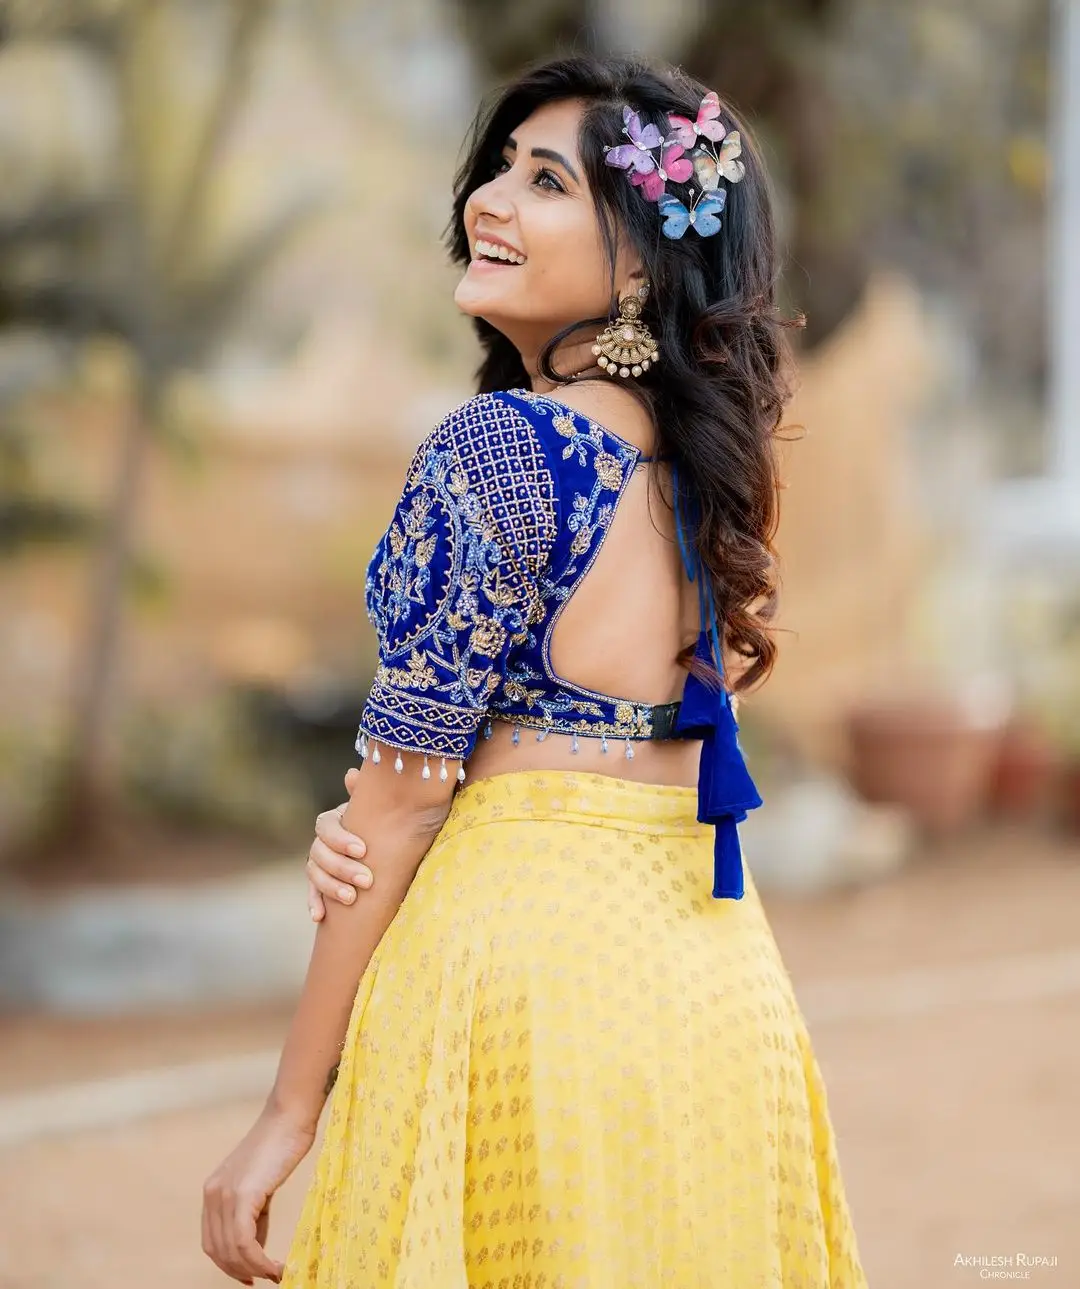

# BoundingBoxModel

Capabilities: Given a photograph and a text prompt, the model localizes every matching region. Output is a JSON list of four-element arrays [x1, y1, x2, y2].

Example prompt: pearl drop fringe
[[355, 724, 647, 780]]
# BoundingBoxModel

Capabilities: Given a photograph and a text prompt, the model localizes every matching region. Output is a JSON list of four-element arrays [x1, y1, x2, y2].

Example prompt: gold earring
[[592, 281, 660, 379]]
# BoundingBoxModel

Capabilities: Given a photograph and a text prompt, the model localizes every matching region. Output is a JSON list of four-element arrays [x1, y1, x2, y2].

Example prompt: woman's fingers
[[230, 1194, 283, 1283], [308, 875, 326, 923], [203, 1178, 248, 1282], [314, 802, 368, 863], [306, 849, 370, 909], [307, 834, 373, 895], [206, 1183, 281, 1284], [304, 769, 370, 916]]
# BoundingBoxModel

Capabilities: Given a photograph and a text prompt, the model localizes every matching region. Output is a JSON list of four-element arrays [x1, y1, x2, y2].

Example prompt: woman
[[202, 53, 868, 1288]]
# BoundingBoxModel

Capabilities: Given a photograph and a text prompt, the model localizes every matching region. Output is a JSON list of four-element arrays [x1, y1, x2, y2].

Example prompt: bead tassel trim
[[357, 719, 646, 782]]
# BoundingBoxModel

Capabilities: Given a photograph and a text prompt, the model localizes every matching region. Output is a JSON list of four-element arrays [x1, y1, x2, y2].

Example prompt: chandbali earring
[[592, 281, 660, 379]]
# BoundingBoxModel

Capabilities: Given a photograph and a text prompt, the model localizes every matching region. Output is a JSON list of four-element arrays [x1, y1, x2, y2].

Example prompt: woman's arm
[[268, 753, 453, 1122], [202, 748, 457, 1285]]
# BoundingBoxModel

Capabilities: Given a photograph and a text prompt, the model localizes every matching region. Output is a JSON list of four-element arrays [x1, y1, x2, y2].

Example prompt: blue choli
[[357, 388, 762, 899]]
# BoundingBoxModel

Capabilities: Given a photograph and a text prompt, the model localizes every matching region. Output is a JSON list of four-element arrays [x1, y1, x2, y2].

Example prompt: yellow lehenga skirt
[[282, 769, 868, 1289]]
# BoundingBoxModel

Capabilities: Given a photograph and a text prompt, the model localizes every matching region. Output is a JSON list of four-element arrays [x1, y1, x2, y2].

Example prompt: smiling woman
[[200, 53, 867, 1289], [454, 98, 645, 378]]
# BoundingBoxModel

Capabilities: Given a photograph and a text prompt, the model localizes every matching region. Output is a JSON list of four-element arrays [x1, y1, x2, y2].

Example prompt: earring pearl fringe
[[591, 285, 658, 380]]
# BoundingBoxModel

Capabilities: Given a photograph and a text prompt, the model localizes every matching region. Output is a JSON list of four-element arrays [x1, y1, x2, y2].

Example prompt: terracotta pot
[[988, 718, 1061, 822], [843, 695, 1004, 836]]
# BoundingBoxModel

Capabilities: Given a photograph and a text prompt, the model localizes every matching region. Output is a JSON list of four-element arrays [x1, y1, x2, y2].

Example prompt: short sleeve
[[357, 392, 558, 763]]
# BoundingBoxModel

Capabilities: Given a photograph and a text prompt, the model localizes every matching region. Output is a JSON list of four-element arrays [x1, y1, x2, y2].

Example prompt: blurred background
[[0, 0, 1077, 1285]]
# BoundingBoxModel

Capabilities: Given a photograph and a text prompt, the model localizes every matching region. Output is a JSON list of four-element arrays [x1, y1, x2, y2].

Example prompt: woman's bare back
[[465, 383, 706, 789]]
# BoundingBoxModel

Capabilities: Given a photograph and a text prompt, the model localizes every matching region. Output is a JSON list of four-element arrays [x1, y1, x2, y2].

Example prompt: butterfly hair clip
[[604, 107, 693, 202], [603, 90, 745, 238], [657, 186, 727, 240]]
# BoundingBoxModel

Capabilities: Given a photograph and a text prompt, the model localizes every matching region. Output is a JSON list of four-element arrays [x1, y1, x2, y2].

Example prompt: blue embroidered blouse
[[356, 387, 762, 898]]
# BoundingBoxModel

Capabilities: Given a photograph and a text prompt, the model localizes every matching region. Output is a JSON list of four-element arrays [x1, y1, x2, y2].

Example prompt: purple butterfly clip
[[603, 106, 664, 174], [604, 91, 744, 238], [630, 141, 693, 201]]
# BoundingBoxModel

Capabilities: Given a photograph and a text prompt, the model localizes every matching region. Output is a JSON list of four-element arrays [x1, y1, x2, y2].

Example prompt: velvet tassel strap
[[671, 464, 764, 899], [674, 631, 763, 898]]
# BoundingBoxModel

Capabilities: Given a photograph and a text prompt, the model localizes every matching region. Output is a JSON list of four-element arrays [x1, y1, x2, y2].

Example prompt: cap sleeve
[[358, 392, 558, 764]]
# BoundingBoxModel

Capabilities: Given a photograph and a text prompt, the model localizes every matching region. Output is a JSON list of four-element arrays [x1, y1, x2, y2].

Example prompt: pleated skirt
[[281, 769, 868, 1289]]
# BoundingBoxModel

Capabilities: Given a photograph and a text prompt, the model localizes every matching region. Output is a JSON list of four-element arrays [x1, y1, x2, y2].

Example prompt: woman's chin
[[454, 283, 510, 324], [458, 277, 505, 314], [455, 263, 527, 311], [452, 290, 484, 318]]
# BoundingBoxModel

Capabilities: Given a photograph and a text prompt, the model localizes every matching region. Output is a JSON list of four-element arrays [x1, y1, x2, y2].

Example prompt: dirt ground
[[1, 820, 1077, 1289]]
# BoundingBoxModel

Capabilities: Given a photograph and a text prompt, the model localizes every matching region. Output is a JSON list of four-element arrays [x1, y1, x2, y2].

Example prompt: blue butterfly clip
[[657, 187, 728, 239]]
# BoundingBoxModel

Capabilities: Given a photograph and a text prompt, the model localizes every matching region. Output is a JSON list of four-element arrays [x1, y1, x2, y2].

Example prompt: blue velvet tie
[[671, 469, 764, 899]]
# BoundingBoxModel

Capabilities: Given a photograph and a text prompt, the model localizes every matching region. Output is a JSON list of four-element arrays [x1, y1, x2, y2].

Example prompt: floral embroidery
[[468, 617, 507, 656], [358, 394, 557, 761], [594, 452, 623, 491], [359, 388, 678, 760]]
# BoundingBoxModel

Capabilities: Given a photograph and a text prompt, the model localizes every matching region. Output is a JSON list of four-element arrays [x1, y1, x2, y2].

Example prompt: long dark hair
[[445, 54, 799, 695]]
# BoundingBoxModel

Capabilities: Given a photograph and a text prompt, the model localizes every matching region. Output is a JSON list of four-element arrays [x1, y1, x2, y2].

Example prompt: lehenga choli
[[282, 389, 868, 1288]]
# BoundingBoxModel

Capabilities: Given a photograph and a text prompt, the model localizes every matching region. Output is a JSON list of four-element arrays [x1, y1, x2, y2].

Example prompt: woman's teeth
[[474, 239, 526, 265]]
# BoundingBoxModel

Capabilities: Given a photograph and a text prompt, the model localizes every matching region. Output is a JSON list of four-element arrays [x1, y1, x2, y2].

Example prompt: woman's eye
[[490, 158, 564, 192]]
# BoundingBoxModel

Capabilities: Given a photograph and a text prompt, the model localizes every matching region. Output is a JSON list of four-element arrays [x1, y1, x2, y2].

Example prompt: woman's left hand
[[202, 1106, 316, 1284], [307, 768, 373, 922]]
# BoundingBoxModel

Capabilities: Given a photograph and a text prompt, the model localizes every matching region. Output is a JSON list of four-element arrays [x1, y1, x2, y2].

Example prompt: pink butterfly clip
[[629, 140, 693, 201], [603, 106, 664, 173], [666, 90, 727, 150]]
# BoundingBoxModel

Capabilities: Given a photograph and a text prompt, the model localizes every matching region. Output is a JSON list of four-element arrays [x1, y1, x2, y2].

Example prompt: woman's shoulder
[[422, 389, 552, 465], [499, 382, 659, 461], [430, 383, 653, 454], [411, 392, 558, 564], [427, 390, 558, 490]]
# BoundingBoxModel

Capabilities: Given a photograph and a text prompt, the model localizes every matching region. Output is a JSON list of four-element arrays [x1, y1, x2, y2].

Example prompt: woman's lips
[[468, 257, 523, 270]]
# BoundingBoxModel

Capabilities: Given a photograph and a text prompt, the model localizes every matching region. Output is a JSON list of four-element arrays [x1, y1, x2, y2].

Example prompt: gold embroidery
[[469, 617, 507, 657], [502, 679, 545, 708], [378, 650, 438, 692], [594, 451, 623, 491], [414, 534, 437, 568], [359, 391, 691, 763]]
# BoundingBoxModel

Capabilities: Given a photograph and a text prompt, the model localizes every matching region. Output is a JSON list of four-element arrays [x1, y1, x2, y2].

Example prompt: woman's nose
[[468, 180, 514, 224]]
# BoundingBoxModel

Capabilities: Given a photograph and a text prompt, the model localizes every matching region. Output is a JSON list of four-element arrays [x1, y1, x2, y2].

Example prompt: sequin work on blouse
[[356, 388, 764, 898], [359, 391, 558, 773], [357, 389, 665, 767]]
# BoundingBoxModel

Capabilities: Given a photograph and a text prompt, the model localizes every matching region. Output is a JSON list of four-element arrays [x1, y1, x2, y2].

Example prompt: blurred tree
[[672, 0, 859, 348], [0, 0, 329, 840]]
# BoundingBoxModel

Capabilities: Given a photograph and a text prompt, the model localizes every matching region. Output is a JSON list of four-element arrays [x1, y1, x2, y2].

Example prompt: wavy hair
[[445, 54, 800, 694]]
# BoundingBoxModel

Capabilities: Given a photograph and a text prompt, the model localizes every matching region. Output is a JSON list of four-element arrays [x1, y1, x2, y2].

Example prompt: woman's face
[[454, 98, 642, 366]]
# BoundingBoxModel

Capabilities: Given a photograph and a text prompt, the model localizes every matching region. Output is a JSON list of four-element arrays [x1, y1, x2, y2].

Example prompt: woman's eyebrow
[[504, 137, 580, 184]]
